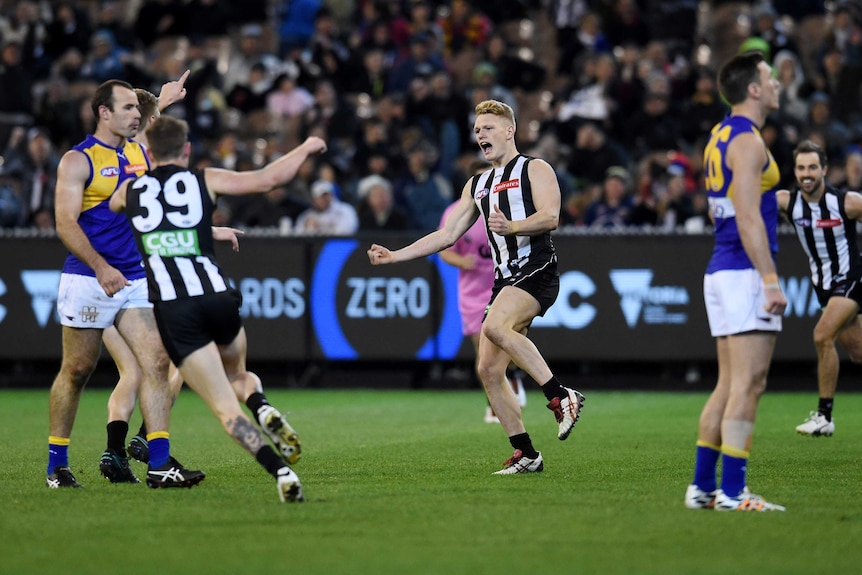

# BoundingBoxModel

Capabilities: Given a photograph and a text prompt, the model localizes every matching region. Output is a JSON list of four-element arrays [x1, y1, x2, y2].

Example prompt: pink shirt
[[439, 202, 495, 336]]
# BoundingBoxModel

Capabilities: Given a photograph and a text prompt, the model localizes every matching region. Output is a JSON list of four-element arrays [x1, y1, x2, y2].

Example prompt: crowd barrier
[[0, 231, 822, 362]]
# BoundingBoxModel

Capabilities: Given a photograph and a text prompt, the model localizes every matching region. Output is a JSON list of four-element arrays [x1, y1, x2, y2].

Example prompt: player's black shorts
[[814, 277, 862, 310], [153, 289, 243, 365], [489, 255, 560, 316]]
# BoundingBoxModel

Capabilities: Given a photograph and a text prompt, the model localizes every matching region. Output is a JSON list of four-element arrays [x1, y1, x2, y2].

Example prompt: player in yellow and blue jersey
[[684, 52, 788, 511], [47, 79, 203, 489]]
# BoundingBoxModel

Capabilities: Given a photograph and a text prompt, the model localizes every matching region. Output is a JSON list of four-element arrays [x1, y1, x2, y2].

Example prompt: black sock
[[509, 432, 539, 459], [818, 397, 834, 421], [106, 420, 129, 453], [541, 376, 568, 401], [256, 445, 286, 477], [245, 392, 269, 416], [137, 421, 147, 438]]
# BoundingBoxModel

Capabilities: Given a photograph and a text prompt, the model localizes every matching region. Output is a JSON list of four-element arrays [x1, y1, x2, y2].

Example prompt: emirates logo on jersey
[[816, 219, 842, 228], [493, 179, 519, 193]]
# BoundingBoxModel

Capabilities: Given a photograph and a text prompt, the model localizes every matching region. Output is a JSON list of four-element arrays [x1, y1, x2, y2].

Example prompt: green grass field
[[1, 388, 860, 575]]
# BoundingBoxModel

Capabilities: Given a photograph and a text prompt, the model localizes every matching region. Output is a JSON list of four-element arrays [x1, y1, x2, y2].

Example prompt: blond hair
[[135, 89, 160, 132], [474, 100, 516, 129]]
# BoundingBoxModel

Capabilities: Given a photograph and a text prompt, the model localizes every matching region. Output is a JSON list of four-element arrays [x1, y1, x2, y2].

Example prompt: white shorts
[[57, 273, 152, 328], [704, 268, 782, 337]]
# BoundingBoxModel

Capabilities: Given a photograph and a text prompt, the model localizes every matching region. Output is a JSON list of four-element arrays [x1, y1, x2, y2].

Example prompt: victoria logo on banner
[[21, 270, 61, 327], [609, 269, 689, 328]]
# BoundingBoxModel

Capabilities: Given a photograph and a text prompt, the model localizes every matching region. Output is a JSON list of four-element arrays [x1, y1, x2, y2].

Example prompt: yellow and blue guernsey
[[63, 135, 150, 279], [703, 115, 780, 273]]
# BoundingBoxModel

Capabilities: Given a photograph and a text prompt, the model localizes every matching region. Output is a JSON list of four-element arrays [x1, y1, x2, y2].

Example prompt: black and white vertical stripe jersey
[[470, 154, 557, 280], [124, 165, 231, 302], [787, 185, 862, 290]]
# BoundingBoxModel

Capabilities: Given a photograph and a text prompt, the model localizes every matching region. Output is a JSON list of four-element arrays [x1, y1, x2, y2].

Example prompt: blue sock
[[47, 438, 69, 474], [148, 434, 170, 468], [693, 443, 720, 492], [720, 452, 748, 498]]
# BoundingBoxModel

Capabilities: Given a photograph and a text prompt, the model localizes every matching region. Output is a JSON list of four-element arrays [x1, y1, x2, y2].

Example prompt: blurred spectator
[[267, 68, 315, 119], [81, 29, 128, 84], [556, 52, 618, 132], [294, 179, 359, 236], [426, 70, 471, 170], [305, 7, 352, 90], [804, 91, 853, 160], [680, 66, 727, 147], [185, 0, 232, 43], [405, 0, 444, 50], [566, 121, 629, 186], [602, 0, 651, 49], [773, 50, 812, 127], [346, 47, 391, 99], [556, 11, 612, 78], [480, 32, 545, 93], [235, 185, 308, 231], [93, 1, 137, 51], [277, 0, 323, 55], [584, 166, 635, 228], [388, 31, 446, 95], [834, 146, 862, 192], [811, 44, 862, 127], [470, 62, 518, 115], [0, 0, 50, 79], [624, 89, 682, 160], [304, 79, 358, 144], [438, 0, 493, 57], [135, 0, 189, 48], [0, 39, 34, 118], [356, 174, 410, 231], [751, 2, 799, 62], [222, 23, 284, 93], [226, 62, 271, 115], [44, 1, 92, 60], [394, 144, 452, 231], [2, 126, 59, 228], [655, 162, 694, 230]]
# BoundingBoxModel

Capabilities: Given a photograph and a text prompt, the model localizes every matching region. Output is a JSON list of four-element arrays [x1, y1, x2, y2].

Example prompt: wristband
[[764, 283, 781, 290], [761, 273, 778, 285]]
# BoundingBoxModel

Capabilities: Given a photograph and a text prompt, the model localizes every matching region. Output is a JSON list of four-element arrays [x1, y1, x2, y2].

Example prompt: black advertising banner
[[0, 234, 821, 362]]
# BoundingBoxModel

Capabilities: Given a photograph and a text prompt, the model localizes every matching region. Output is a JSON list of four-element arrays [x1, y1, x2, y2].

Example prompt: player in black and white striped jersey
[[110, 115, 327, 501], [778, 139, 862, 438], [368, 100, 585, 475]]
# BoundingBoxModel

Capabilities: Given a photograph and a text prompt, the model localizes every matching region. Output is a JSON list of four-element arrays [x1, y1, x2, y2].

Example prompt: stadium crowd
[[0, 0, 859, 234]]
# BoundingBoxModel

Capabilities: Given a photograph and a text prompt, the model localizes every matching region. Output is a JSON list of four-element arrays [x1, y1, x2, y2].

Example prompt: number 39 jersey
[[703, 115, 780, 273], [124, 165, 231, 302]]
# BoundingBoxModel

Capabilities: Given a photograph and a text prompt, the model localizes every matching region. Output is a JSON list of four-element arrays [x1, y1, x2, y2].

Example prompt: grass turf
[[1, 388, 860, 575]]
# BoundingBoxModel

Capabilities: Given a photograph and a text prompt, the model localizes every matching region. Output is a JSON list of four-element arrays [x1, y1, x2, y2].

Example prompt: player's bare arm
[[204, 137, 328, 196], [157, 69, 190, 111], [369, 180, 480, 265], [727, 133, 786, 314], [775, 189, 791, 215], [843, 191, 862, 221], [488, 159, 560, 236], [57, 150, 130, 297]]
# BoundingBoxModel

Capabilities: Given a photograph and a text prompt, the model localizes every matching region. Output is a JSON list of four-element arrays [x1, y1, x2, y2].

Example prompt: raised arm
[[844, 191, 862, 221], [204, 137, 328, 196], [487, 159, 560, 236], [157, 69, 190, 111], [368, 179, 480, 265]]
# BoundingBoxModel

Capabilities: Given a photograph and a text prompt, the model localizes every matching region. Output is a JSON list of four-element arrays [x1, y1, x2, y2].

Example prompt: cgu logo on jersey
[[493, 180, 519, 193], [142, 230, 200, 257], [100, 166, 120, 177]]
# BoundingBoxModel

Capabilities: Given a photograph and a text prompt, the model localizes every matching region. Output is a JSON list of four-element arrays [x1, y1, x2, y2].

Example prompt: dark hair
[[717, 51, 765, 105], [793, 139, 828, 167], [146, 115, 189, 161], [91, 79, 134, 117]]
